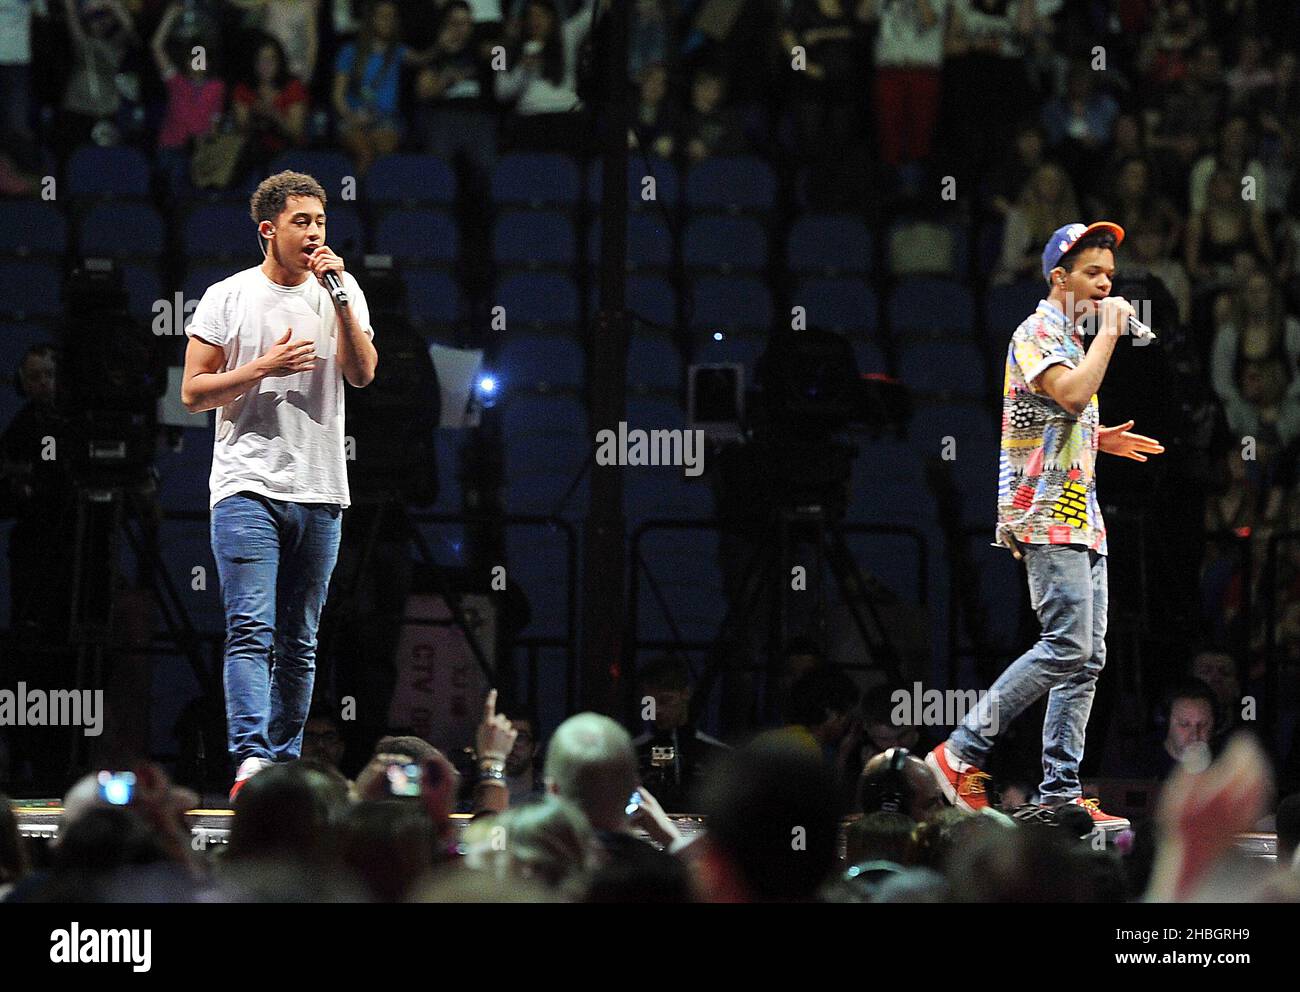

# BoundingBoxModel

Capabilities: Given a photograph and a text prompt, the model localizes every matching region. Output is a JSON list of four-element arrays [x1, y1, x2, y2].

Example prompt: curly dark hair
[[249, 170, 327, 230]]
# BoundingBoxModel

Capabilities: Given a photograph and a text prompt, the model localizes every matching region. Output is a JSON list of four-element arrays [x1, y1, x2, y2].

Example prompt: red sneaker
[[925, 743, 993, 813], [1063, 797, 1130, 832]]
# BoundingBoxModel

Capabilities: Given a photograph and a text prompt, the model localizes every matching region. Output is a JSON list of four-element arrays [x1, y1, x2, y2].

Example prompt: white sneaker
[[235, 756, 273, 782], [230, 757, 273, 801]]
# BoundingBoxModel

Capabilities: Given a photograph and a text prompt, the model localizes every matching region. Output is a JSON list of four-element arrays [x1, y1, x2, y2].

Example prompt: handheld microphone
[[311, 247, 349, 307], [322, 269, 349, 308], [1127, 315, 1155, 341]]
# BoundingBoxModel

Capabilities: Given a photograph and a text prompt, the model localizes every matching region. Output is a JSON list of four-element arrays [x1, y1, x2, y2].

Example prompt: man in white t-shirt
[[181, 170, 378, 801]]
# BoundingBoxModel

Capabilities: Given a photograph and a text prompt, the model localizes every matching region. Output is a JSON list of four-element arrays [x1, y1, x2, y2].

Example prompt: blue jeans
[[948, 544, 1107, 803], [211, 493, 342, 766]]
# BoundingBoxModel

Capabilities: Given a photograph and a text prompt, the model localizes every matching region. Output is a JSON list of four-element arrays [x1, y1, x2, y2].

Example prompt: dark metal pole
[[581, 0, 629, 715]]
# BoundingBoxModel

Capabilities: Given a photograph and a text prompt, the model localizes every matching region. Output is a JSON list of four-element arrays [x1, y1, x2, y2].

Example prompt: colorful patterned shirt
[[994, 300, 1107, 555]]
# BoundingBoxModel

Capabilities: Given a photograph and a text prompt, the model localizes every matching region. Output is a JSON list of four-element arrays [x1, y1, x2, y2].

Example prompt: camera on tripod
[[59, 259, 168, 488], [692, 326, 912, 524]]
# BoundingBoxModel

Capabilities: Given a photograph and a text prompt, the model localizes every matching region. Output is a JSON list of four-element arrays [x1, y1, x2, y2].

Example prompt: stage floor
[[8, 800, 1277, 858]]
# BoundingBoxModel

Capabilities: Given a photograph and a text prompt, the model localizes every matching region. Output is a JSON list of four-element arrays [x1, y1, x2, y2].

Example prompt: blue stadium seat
[[78, 202, 165, 258], [183, 264, 237, 311], [787, 213, 873, 275], [506, 526, 576, 639], [121, 263, 162, 322], [794, 277, 878, 337], [848, 436, 935, 530], [964, 536, 1024, 652], [887, 277, 976, 339], [373, 209, 458, 265], [0, 202, 67, 257], [501, 393, 588, 517], [841, 527, 930, 604], [497, 332, 584, 391], [634, 528, 725, 643], [624, 274, 676, 329], [155, 429, 214, 510], [325, 204, 365, 255], [586, 278, 677, 332], [432, 428, 466, 513], [853, 340, 887, 375], [495, 273, 579, 331], [682, 215, 767, 271], [985, 279, 1044, 346], [492, 153, 581, 207], [404, 269, 463, 327], [587, 156, 680, 207], [626, 394, 684, 431], [628, 332, 680, 392], [494, 210, 576, 268], [66, 145, 151, 198], [887, 219, 969, 280], [0, 260, 62, 318], [686, 156, 777, 213], [155, 518, 223, 633], [897, 341, 988, 399], [625, 472, 713, 525], [366, 154, 457, 205], [976, 218, 1006, 277], [692, 332, 761, 369], [587, 213, 673, 270], [950, 435, 1000, 527], [266, 150, 354, 196], [183, 203, 253, 260], [909, 402, 997, 453], [689, 275, 772, 335]]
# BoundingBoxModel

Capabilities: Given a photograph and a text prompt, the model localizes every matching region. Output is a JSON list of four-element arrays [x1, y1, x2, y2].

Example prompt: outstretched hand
[[1098, 421, 1165, 462], [1147, 734, 1273, 901]]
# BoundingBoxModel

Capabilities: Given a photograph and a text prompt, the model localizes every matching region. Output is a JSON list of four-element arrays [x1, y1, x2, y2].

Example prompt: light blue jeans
[[948, 543, 1107, 804], [211, 493, 342, 767]]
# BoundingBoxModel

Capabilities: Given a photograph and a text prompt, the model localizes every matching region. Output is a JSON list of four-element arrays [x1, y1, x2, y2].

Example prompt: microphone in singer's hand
[[312, 248, 349, 307], [1127, 314, 1155, 340]]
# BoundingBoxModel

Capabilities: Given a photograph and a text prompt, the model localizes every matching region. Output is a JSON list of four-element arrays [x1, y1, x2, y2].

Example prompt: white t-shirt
[[875, 0, 950, 68], [186, 266, 373, 510]]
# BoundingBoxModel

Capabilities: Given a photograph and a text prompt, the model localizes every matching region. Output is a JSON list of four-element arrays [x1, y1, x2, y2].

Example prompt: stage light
[[713, 331, 723, 341], [476, 373, 499, 408]]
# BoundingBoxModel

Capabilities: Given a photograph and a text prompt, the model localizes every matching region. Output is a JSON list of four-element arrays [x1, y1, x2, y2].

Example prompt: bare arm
[[335, 301, 377, 388], [332, 69, 354, 122], [151, 2, 181, 78], [1037, 314, 1128, 417], [61, 0, 85, 45], [303, 0, 319, 81], [916, 0, 938, 31]]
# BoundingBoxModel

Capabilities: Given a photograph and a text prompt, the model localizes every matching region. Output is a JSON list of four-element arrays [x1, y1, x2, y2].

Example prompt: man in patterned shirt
[[926, 221, 1165, 832]]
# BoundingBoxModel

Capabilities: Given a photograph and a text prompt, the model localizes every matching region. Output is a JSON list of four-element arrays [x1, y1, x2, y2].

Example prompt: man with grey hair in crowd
[[543, 713, 687, 873]]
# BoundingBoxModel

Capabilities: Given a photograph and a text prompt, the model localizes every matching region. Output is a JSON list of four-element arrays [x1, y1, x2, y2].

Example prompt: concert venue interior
[[2, 0, 1300, 919]]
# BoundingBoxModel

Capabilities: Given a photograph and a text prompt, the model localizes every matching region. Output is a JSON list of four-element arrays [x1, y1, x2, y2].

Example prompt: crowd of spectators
[[1, 687, 1297, 903]]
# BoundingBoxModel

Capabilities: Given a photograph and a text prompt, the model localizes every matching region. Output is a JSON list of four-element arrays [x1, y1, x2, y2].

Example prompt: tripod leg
[[401, 505, 495, 685], [825, 528, 906, 686]]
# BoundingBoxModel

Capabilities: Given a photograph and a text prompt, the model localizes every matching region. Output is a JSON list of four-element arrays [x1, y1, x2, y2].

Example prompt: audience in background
[[632, 655, 729, 813], [494, 0, 595, 152], [411, 0, 497, 193], [58, 0, 139, 153], [1102, 679, 1218, 781], [152, 2, 227, 194], [231, 33, 309, 170]]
